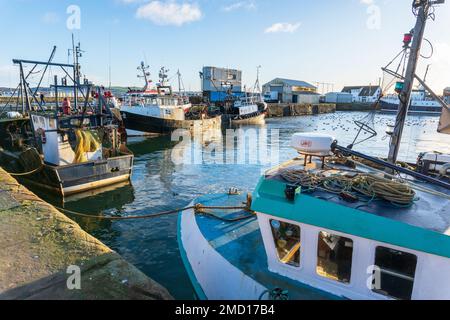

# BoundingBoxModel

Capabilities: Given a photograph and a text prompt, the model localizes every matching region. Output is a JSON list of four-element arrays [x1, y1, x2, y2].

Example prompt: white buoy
[[290, 132, 335, 155]]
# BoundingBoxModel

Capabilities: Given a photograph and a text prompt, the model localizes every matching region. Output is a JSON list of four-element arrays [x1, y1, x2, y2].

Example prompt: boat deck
[[265, 158, 450, 235], [192, 193, 339, 300]]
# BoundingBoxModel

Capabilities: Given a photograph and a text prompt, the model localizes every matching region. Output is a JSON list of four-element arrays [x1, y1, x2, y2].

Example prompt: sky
[[0, 0, 449, 93]]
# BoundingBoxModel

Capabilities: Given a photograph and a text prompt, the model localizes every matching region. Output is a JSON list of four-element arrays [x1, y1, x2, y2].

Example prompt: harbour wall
[[335, 102, 379, 111], [266, 103, 336, 118], [0, 167, 172, 300]]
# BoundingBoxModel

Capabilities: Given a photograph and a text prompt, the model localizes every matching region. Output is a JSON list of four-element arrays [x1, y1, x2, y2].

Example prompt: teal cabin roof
[[252, 175, 450, 259]]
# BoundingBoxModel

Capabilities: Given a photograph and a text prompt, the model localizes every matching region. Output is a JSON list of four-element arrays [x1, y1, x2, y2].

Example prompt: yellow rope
[[281, 169, 416, 206]]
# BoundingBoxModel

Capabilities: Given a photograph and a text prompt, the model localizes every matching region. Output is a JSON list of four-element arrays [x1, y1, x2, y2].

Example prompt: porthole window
[[270, 220, 301, 267], [317, 231, 353, 283], [372, 246, 417, 300]]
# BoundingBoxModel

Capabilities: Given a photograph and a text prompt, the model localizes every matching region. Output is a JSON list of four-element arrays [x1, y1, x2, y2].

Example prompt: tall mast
[[137, 61, 150, 91], [159, 67, 169, 86], [253, 65, 261, 94], [387, 0, 434, 164], [71, 34, 82, 110], [177, 69, 182, 94]]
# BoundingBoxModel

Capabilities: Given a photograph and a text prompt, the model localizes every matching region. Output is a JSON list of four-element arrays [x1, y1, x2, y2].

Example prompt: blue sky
[[0, 0, 449, 93]]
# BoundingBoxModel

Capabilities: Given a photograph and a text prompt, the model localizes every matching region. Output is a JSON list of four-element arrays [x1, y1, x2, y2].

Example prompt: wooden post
[[387, 2, 430, 164]]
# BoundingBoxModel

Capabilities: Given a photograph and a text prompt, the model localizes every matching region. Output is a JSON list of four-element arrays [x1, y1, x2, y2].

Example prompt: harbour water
[[30, 111, 449, 299]]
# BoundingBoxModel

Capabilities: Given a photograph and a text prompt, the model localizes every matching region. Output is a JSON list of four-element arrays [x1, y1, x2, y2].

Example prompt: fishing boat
[[380, 86, 443, 115], [0, 43, 134, 197], [221, 93, 267, 126], [201, 66, 267, 126], [178, 0, 450, 300], [120, 63, 221, 135]]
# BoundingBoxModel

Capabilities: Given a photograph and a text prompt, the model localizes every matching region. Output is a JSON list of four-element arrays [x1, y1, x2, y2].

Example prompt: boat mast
[[137, 61, 150, 91], [159, 67, 169, 86], [71, 34, 82, 110], [253, 65, 261, 94], [387, 0, 438, 164], [177, 69, 182, 94]]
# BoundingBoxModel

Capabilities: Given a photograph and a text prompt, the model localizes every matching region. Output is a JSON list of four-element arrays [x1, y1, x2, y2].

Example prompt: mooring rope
[[54, 203, 254, 222], [6, 164, 43, 176]]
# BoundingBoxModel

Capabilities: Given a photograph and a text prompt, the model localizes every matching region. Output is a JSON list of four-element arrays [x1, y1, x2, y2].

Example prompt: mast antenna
[[137, 61, 151, 91]]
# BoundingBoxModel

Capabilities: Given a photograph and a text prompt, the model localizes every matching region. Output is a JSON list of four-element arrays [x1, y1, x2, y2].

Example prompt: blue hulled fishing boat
[[178, 0, 450, 300]]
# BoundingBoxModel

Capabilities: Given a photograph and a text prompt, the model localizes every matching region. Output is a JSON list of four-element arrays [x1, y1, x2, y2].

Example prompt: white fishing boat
[[178, 0, 450, 300], [120, 63, 221, 135], [380, 87, 443, 115], [223, 93, 267, 125]]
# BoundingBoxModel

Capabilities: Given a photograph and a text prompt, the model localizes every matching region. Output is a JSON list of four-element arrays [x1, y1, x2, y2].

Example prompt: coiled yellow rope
[[281, 169, 416, 206]]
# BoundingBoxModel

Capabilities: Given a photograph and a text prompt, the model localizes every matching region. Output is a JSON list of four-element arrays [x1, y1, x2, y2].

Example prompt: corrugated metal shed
[[325, 92, 353, 103], [264, 78, 317, 90], [202, 66, 242, 93]]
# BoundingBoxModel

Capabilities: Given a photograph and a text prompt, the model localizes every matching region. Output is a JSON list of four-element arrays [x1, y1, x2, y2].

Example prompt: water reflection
[[30, 112, 449, 299]]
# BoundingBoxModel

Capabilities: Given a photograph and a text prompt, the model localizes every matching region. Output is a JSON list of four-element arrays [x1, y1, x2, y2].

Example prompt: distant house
[[263, 78, 319, 104], [341, 85, 381, 103]]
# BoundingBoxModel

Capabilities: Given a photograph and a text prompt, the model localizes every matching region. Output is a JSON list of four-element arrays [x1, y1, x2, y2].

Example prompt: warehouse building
[[325, 92, 353, 104], [341, 85, 381, 103], [262, 78, 319, 104]]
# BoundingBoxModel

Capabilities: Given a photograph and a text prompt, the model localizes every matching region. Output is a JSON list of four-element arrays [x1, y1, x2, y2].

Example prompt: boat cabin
[[30, 112, 111, 166], [121, 89, 191, 122], [251, 133, 450, 300]]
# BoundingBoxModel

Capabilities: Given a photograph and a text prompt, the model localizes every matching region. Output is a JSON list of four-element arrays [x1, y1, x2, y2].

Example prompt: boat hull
[[121, 110, 222, 134], [178, 194, 337, 300], [178, 199, 266, 300], [223, 112, 266, 126], [380, 100, 443, 115], [0, 150, 133, 196]]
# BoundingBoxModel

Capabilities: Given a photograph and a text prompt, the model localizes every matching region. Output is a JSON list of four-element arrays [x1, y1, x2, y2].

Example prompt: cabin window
[[372, 247, 417, 300], [270, 220, 301, 267], [316, 231, 353, 283]]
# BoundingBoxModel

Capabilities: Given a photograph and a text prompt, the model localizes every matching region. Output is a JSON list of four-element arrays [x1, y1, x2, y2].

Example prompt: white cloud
[[264, 22, 301, 34], [136, 1, 202, 26], [360, 0, 374, 4], [222, 1, 256, 12]]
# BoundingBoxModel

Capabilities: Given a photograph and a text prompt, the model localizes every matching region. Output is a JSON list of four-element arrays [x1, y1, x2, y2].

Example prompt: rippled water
[[33, 111, 449, 299]]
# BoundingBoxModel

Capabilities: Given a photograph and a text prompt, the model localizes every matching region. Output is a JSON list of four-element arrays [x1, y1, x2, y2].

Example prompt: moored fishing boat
[[120, 63, 221, 135], [380, 87, 443, 115], [0, 43, 134, 197], [221, 93, 267, 126], [178, 0, 450, 300], [201, 66, 267, 126]]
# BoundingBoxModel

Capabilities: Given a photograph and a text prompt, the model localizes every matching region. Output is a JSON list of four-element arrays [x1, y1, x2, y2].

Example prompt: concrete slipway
[[0, 167, 172, 300]]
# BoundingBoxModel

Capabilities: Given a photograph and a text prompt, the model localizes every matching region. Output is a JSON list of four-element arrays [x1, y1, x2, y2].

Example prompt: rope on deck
[[281, 168, 417, 206]]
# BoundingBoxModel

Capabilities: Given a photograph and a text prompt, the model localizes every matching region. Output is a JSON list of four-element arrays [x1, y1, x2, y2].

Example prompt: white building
[[262, 78, 319, 104], [341, 85, 381, 103], [325, 92, 353, 104]]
